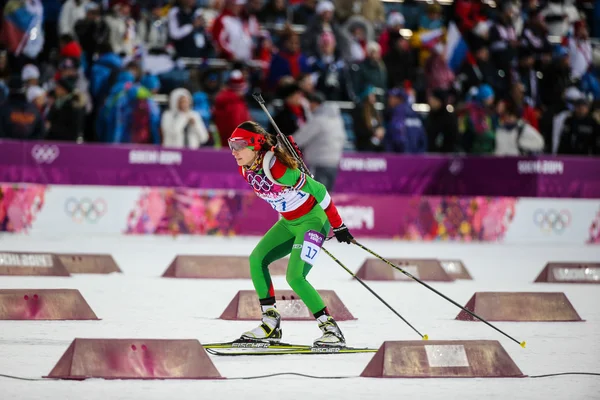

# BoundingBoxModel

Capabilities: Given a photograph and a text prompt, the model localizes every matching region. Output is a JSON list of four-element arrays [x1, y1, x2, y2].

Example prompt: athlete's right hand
[[333, 224, 354, 244]]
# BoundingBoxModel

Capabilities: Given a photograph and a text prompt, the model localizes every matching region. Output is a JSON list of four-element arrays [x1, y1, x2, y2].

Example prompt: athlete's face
[[232, 147, 257, 167]]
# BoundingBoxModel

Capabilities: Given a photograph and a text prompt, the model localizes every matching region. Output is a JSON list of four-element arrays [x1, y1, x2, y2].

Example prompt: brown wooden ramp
[[0, 289, 98, 320], [57, 254, 122, 274], [356, 258, 454, 281], [535, 262, 600, 283], [220, 290, 355, 321], [45, 339, 223, 380], [456, 292, 583, 321], [0, 252, 70, 276], [361, 340, 525, 378], [163, 255, 286, 279]]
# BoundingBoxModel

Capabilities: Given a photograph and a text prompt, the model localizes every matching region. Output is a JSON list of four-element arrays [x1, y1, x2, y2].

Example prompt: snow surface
[[0, 233, 599, 400]]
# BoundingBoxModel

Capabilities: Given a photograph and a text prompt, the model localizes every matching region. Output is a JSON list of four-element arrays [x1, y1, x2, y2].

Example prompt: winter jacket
[[97, 72, 161, 144], [306, 55, 354, 101], [59, 0, 88, 35], [558, 113, 600, 155], [425, 107, 458, 153], [458, 102, 497, 154], [424, 52, 454, 95], [89, 52, 123, 102], [161, 88, 209, 149], [488, 18, 517, 73], [351, 58, 387, 100], [267, 50, 311, 90], [274, 101, 311, 137], [138, 14, 168, 51], [74, 18, 111, 69], [46, 92, 86, 142], [382, 34, 416, 89], [495, 121, 544, 156], [212, 88, 251, 147], [384, 101, 427, 154], [292, 102, 346, 168], [352, 100, 385, 152], [211, 9, 258, 61], [0, 93, 45, 139], [104, 15, 137, 57], [457, 58, 502, 98], [567, 37, 593, 80], [167, 6, 212, 58]]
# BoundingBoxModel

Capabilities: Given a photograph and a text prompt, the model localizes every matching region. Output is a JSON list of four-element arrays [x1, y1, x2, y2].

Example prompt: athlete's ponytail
[[236, 121, 299, 170]]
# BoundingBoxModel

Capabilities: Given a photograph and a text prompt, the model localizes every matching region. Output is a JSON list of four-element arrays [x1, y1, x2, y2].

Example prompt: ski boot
[[313, 315, 345, 347], [240, 307, 282, 342]]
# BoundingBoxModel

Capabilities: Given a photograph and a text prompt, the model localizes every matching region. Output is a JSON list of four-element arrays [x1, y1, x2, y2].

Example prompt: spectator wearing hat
[[46, 77, 86, 142], [292, 0, 317, 25], [141, 74, 161, 94], [301, 0, 350, 61], [384, 87, 427, 154], [59, 0, 90, 36], [495, 101, 544, 156], [425, 88, 458, 153], [351, 41, 386, 101], [74, 2, 111, 70], [558, 94, 600, 155], [161, 88, 209, 149], [292, 91, 346, 191], [0, 76, 45, 139], [138, 0, 169, 52], [21, 64, 40, 89], [168, 0, 213, 59], [382, 28, 416, 92], [273, 81, 310, 136], [211, 0, 259, 61], [26, 85, 48, 118], [352, 85, 385, 152], [267, 28, 310, 90], [333, 0, 384, 26], [409, 3, 444, 68], [306, 31, 354, 101], [213, 70, 252, 146], [378, 12, 404, 57], [458, 83, 497, 154]]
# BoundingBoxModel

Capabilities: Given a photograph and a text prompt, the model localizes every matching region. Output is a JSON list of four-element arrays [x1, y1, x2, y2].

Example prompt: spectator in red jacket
[[211, 0, 259, 61], [213, 70, 251, 146], [378, 12, 404, 57]]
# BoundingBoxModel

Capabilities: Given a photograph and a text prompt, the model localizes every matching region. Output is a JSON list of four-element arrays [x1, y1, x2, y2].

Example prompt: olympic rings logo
[[31, 145, 60, 164], [64, 198, 107, 223], [533, 209, 571, 234]]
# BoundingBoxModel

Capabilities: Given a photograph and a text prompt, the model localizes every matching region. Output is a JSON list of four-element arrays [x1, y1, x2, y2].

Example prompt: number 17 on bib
[[300, 230, 325, 266]]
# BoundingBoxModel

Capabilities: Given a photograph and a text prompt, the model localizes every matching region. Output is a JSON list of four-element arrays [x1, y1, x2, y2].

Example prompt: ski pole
[[321, 246, 428, 340], [252, 92, 313, 177], [351, 240, 526, 348]]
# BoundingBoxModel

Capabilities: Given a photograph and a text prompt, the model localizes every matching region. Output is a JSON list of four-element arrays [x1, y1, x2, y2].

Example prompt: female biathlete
[[229, 121, 355, 346]]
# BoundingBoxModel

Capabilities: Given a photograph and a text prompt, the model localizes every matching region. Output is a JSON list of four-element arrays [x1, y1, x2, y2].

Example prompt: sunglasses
[[228, 138, 251, 151]]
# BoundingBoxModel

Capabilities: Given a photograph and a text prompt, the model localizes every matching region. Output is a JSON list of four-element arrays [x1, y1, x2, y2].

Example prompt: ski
[[203, 340, 377, 356]]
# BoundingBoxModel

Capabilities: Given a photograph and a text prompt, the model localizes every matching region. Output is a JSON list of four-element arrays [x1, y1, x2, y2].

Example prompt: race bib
[[300, 230, 325, 265]]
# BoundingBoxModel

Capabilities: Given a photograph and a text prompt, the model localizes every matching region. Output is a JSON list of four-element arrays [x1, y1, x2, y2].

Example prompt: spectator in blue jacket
[[89, 43, 122, 104], [384, 87, 427, 153]]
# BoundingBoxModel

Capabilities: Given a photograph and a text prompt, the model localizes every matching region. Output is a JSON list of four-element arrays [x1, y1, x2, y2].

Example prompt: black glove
[[333, 224, 354, 244]]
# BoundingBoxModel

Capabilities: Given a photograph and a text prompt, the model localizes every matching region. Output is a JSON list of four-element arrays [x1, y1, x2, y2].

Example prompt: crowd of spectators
[[1, 0, 599, 159]]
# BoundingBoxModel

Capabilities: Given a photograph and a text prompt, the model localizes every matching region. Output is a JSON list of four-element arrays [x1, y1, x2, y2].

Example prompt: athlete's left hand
[[333, 224, 354, 244]]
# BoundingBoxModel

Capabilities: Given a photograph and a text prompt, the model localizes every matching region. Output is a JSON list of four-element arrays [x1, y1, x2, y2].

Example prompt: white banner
[[29, 185, 141, 235], [503, 198, 600, 244]]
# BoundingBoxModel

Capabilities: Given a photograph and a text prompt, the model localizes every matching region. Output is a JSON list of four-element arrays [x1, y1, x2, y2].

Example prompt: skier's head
[[229, 121, 298, 169]]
